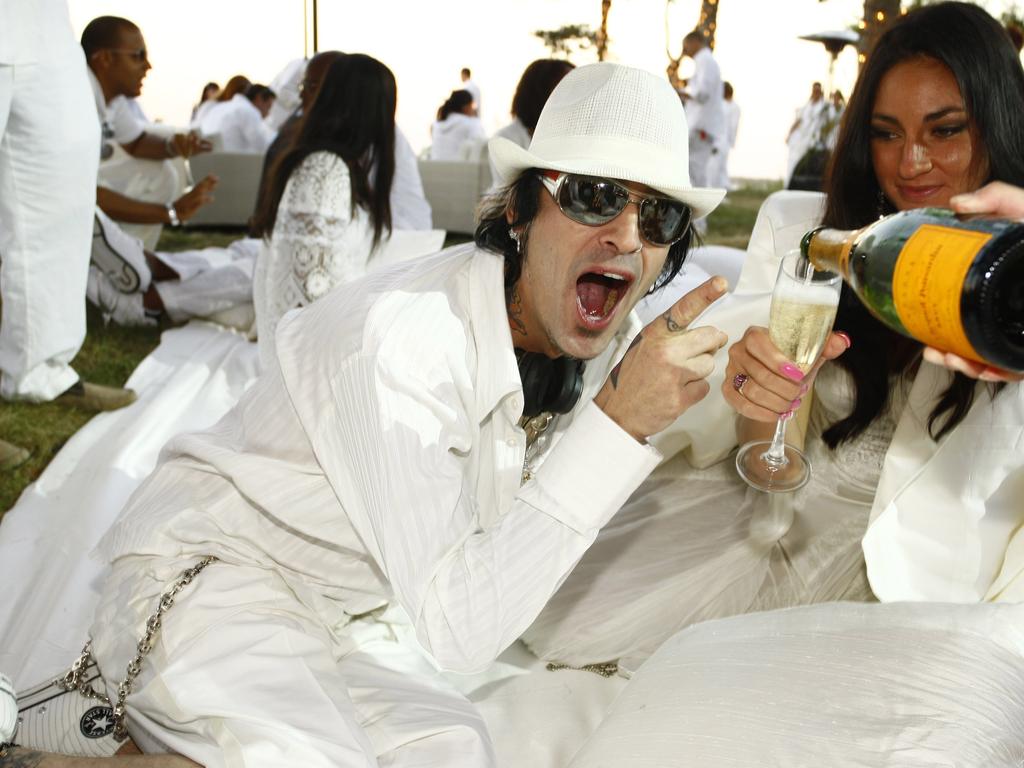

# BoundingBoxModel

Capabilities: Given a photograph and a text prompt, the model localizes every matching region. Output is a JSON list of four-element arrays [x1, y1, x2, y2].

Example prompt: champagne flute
[[735, 249, 842, 493], [179, 131, 200, 193]]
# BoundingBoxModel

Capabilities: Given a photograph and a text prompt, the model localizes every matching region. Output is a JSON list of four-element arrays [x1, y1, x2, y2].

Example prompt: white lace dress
[[254, 150, 377, 367], [523, 362, 907, 669]]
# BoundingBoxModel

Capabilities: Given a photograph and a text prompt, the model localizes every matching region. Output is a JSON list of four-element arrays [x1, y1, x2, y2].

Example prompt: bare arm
[[121, 131, 213, 161], [96, 176, 218, 225], [1, 746, 199, 767]]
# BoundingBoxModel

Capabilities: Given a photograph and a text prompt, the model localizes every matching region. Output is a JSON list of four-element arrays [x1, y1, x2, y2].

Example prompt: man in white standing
[[707, 80, 740, 190], [679, 30, 724, 232], [0, 0, 136, 468], [784, 81, 827, 187], [2, 63, 728, 766], [461, 66, 481, 116]]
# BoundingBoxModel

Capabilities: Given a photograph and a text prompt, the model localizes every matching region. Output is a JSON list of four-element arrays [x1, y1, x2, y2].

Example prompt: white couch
[[185, 150, 265, 228], [417, 140, 492, 235]]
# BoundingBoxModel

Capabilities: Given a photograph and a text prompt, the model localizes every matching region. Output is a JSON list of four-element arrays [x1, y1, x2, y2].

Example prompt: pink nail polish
[[835, 331, 852, 349], [780, 363, 805, 381], [799, 383, 809, 395], [780, 410, 795, 420], [791, 397, 802, 409]]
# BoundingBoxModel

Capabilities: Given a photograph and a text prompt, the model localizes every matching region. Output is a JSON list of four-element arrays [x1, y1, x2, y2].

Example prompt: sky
[[67, 0, 1014, 180]]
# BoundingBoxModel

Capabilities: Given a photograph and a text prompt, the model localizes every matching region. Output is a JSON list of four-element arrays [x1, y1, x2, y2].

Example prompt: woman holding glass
[[524, 1, 1024, 669], [722, 0, 1024, 603]]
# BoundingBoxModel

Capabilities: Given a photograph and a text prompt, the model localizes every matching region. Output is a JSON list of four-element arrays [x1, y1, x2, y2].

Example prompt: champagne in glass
[[735, 250, 842, 493]]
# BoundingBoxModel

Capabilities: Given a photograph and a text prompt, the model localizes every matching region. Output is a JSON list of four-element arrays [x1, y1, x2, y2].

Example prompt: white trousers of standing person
[[706, 145, 731, 191], [687, 128, 715, 189], [0, 48, 98, 402], [90, 556, 496, 768]]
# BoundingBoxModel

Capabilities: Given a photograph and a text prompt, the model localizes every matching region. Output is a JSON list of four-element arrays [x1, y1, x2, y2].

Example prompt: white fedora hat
[[489, 62, 725, 221]]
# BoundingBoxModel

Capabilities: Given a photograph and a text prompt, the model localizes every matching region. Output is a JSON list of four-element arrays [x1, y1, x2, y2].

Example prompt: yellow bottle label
[[892, 224, 989, 361]]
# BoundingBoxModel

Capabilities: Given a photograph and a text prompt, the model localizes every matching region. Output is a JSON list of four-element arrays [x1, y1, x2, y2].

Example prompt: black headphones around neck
[[515, 350, 586, 418]]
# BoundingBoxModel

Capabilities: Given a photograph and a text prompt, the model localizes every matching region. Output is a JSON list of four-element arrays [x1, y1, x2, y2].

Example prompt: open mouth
[[576, 270, 632, 328]]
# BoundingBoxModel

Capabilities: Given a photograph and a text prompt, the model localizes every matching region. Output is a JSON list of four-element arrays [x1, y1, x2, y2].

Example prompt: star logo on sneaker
[[81, 706, 115, 738]]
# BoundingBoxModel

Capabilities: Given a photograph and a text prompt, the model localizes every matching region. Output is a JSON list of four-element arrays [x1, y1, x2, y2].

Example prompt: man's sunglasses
[[539, 171, 692, 247], [104, 48, 148, 63]]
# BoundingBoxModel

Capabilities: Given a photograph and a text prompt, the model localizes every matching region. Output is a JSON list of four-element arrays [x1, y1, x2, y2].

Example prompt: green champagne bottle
[[801, 207, 1024, 372]]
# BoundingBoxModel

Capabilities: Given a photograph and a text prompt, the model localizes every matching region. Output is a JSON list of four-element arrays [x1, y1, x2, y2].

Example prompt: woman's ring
[[732, 373, 749, 395]]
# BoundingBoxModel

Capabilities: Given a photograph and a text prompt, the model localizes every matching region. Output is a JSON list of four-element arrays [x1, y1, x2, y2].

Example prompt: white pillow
[[567, 601, 1024, 767]]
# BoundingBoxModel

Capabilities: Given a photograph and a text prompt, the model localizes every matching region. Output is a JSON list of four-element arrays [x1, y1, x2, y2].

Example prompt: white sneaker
[[92, 209, 152, 293], [14, 664, 121, 757], [1, 673, 15, 747], [87, 267, 157, 327]]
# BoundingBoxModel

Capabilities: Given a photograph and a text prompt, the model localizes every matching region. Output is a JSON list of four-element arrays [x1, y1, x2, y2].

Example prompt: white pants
[[706, 147, 731, 190], [154, 239, 257, 323], [0, 50, 98, 401], [99, 143, 182, 250], [687, 129, 714, 189], [90, 215, 256, 325], [90, 557, 495, 768]]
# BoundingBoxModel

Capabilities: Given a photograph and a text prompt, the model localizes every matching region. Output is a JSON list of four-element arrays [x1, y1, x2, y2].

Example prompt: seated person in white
[[86, 54, 437, 332], [1, 62, 728, 767], [488, 58, 574, 190], [189, 75, 253, 129], [195, 81, 276, 153], [83, 15, 216, 252], [429, 88, 485, 160], [523, 2, 1024, 674], [189, 81, 219, 123]]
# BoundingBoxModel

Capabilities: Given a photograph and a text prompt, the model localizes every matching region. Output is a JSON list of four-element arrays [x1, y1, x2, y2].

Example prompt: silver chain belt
[[54, 555, 217, 742]]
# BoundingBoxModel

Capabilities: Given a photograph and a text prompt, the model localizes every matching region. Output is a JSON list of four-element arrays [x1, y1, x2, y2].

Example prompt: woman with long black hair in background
[[252, 53, 395, 366]]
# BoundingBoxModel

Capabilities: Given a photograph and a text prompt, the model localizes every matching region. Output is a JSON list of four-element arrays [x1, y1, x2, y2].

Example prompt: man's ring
[[732, 373, 749, 394]]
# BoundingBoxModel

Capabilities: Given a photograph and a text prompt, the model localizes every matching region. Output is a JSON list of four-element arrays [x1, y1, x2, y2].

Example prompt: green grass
[[0, 183, 775, 514], [703, 180, 782, 249]]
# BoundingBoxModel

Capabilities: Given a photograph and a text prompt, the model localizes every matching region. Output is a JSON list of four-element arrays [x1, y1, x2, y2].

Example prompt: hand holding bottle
[[936, 182, 1024, 382], [803, 207, 1024, 375], [949, 181, 1024, 219]]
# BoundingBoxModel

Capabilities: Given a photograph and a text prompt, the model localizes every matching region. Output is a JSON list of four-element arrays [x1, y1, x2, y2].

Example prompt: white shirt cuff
[[528, 401, 662, 535]]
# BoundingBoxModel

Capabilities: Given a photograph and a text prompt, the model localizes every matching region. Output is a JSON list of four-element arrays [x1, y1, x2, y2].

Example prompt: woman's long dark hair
[[511, 59, 575, 134], [437, 89, 474, 121], [252, 54, 396, 247], [821, 1, 1024, 446]]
